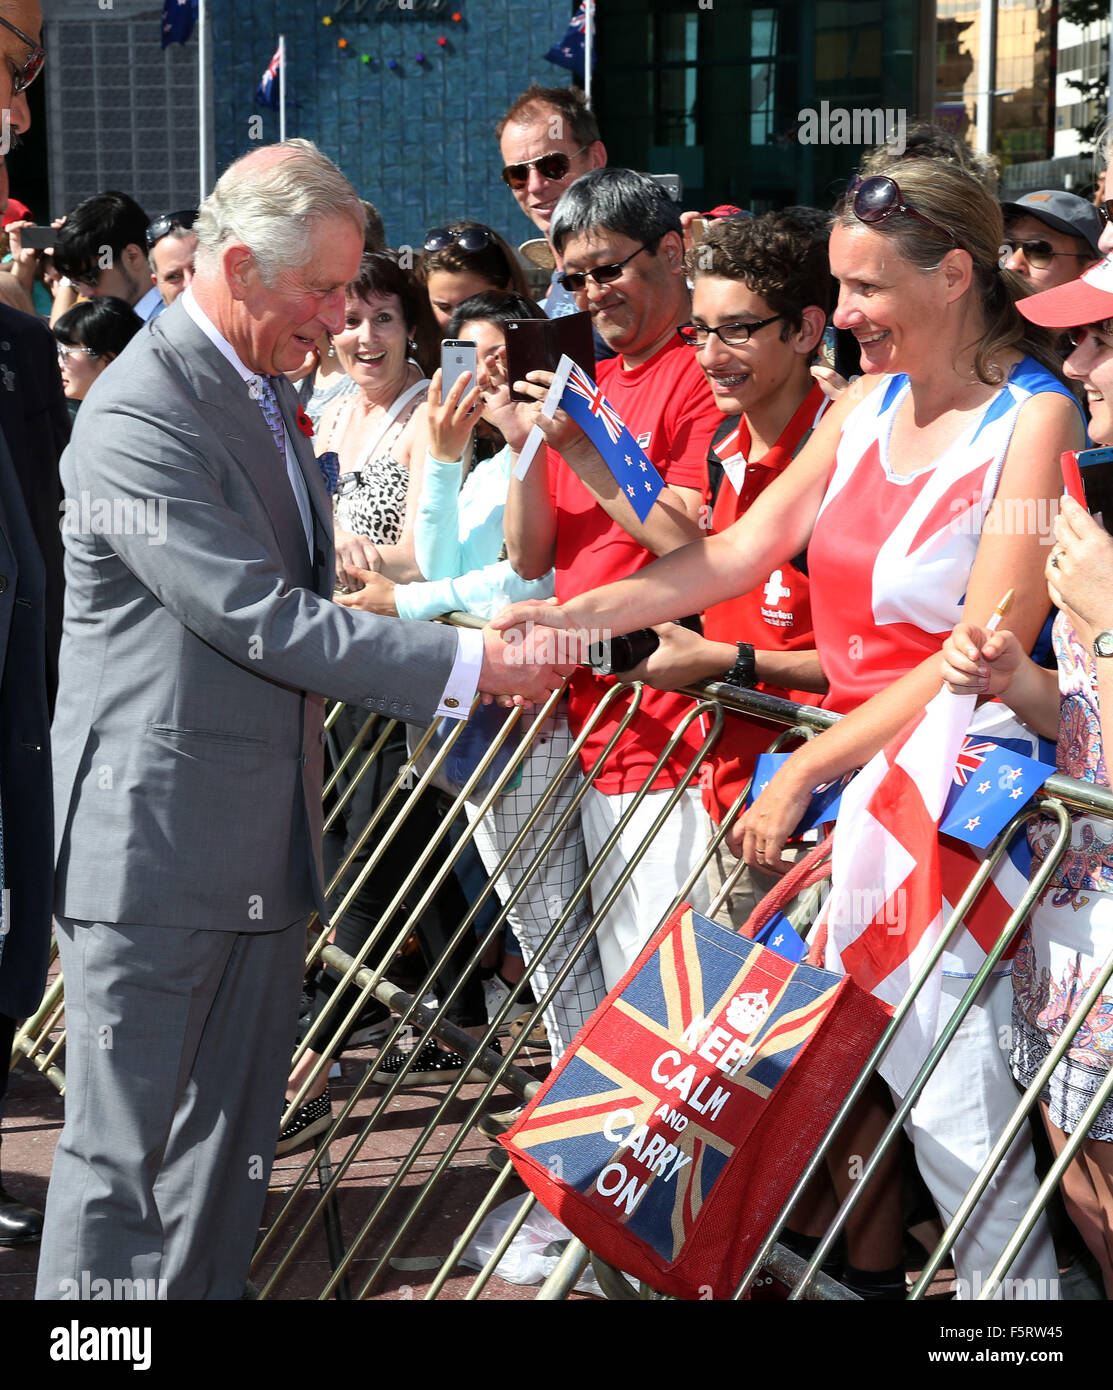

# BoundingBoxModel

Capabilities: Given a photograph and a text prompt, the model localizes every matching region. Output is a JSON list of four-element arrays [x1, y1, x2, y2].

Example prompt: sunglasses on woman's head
[[847, 174, 956, 244], [423, 226, 494, 255], [500, 147, 588, 191]]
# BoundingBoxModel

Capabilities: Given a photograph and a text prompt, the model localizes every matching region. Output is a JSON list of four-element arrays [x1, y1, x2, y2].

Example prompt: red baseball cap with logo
[[1017, 254, 1113, 329]]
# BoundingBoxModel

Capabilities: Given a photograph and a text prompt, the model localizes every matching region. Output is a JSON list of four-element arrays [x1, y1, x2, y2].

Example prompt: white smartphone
[[440, 339, 477, 403]]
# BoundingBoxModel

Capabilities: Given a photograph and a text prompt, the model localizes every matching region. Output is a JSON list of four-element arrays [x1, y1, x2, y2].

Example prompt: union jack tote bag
[[501, 901, 890, 1300]]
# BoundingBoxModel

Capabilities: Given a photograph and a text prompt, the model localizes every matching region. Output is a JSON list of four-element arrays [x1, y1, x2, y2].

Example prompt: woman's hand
[[334, 527, 382, 591], [728, 755, 814, 872], [940, 622, 1024, 696], [334, 569, 397, 615], [1047, 496, 1113, 643], [427, 368, 481, 464]]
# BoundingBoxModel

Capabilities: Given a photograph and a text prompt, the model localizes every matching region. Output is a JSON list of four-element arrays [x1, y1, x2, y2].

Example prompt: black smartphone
[[1076, 446, 1113, 532], [505, 312, 594, 404], [18, 226, 55, 250]]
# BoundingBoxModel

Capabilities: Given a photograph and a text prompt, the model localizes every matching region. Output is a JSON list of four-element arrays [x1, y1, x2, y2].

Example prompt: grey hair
[[549, 168, 681, 257], [193, 138, 365, 284]]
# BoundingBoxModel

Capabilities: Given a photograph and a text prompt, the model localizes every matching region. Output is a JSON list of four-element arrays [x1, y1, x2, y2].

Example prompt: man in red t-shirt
[[620, 212, 834, 926], [504, 168, 719, 986]]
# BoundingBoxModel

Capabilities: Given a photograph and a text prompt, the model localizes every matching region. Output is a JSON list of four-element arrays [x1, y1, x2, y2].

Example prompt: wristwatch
[[1094, 631, 1113, 659], [722, 641, 756, 688]]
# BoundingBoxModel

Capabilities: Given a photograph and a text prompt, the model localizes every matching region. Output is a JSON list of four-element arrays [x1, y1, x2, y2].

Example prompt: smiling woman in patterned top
[[315, 251, 438, 592]]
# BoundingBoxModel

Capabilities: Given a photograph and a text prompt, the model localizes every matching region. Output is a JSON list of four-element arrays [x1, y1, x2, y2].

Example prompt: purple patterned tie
[[249, 374, 287, 459]]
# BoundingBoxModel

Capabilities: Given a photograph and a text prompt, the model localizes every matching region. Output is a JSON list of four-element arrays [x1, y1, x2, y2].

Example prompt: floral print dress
[[1011, 613, 1113, 1138]]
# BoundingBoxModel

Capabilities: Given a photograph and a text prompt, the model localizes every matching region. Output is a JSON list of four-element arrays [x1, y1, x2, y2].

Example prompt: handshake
[[477, 599, 597, 706]]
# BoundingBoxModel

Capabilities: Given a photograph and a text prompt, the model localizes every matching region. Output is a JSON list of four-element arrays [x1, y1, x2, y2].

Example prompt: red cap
[[1017, 254, 1113, 329], [704, 204, 749, 220]]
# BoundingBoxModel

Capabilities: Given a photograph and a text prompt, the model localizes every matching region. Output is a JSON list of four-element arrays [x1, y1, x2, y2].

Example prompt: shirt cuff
[[436, 625, 483, 720]]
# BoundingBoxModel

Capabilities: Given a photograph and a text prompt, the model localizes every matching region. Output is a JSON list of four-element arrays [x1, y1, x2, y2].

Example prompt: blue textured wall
[[211, 0, 573, 251]]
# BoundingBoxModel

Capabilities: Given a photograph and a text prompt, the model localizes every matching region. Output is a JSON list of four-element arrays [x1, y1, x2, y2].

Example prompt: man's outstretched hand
[[478, 622, 577, 706]]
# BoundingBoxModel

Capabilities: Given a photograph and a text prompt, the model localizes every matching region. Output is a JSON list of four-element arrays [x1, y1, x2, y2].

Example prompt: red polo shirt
[[550, 336, 718, 794], [702, 383, 828, 823]]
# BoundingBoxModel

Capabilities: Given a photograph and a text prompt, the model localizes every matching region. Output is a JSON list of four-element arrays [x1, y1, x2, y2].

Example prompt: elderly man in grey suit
[[35, 140, 570, 1300]]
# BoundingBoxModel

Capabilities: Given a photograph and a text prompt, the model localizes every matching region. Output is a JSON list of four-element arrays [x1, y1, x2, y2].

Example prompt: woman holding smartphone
[[336, 292, 608, 1096], [942, 259, 1113, 1293]]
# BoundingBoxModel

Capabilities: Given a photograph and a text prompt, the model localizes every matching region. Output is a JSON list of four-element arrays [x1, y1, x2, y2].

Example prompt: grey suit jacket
[[52, 298, 459, 932]]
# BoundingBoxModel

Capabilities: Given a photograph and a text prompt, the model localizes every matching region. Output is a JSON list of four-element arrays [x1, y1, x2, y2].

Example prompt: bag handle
[[737, 835, 833, 942]]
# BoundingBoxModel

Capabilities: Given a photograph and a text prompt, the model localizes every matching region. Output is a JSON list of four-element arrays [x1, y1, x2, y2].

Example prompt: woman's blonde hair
[[833, 158, 1060, 385]]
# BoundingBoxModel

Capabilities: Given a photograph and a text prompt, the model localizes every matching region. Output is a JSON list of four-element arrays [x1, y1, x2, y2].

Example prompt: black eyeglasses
[[676, 314, 783, 347], [423, 225, 496, 255], [145, 209, 198, 250], [848, 174, 955, 244], [557, 244, 649, 293], [999, 237, 1084, 270], [1097, 200, 1113, 227], [501, 146, 588, 191], [0, 13, 45, 96]]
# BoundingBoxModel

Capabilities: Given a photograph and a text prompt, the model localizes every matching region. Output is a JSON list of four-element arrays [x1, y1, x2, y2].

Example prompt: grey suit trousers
[[35, 916, 306, 1300]]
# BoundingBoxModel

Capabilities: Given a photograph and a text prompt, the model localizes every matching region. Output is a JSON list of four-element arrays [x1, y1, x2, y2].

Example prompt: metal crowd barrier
[[13, 613, 1113, 1302]]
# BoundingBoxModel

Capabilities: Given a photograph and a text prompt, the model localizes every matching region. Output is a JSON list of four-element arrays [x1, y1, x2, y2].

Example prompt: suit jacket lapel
[[152, 305, 315, 588]]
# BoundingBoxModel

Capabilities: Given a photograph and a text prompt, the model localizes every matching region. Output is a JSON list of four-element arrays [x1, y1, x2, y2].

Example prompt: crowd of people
[[3, 0, 1113, 1304]]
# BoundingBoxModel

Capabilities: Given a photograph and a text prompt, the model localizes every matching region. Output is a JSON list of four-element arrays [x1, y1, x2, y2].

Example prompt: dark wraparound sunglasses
[[501, 146, 588, 191], [848, 174, 956, 244], [1095, 200, 1113, 228], [146, 209, 198, 249], [423, 225, 494, 255], [999, 237, 1086, 270], [0, 12, 45, 95], [557, 243, 649, 293]]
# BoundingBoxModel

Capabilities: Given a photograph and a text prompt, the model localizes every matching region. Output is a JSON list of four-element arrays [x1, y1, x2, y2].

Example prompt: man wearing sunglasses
[[1000, 189, 1101, 293], [53, 189, 162, 322], [504, 168, 720, 987], [0, 0, 56, 1253], [496, 83, 612, 355]]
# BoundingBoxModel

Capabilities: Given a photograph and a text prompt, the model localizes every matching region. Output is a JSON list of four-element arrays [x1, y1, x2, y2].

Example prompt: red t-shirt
[[551, 336, 718, 793], [702, 384, 828, 824]]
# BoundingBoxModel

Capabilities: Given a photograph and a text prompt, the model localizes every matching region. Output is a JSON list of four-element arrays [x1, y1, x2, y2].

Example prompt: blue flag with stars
[[754, 911, 808, 963], [544, 2, 594, 80], [558, 361, 664, 522], [940, 735, 1056, 850]]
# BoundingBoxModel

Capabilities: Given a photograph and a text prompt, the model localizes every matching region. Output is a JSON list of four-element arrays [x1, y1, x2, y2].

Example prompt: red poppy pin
[[296, 405, 314, 438]]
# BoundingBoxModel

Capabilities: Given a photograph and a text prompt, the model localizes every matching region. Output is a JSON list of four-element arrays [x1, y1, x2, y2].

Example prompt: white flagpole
[[198, 0, 209, 200], [584, 1, 593, 110], [278, 34, 287, 142]]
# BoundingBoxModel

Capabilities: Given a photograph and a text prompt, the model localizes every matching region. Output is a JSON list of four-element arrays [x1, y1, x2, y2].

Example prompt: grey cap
[[1000, 189, 1102, 259]]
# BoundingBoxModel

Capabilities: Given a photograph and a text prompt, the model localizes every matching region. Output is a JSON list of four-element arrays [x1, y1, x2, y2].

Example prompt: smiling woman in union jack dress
[[493, 155, 1086, 1297], [944, 240, 1113, 1295]]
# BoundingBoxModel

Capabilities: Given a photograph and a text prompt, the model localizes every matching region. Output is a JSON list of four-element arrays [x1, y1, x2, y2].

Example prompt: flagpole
[[584, 0, 593, 109], [278, 33, 287, 142], [198, 0, 209, 200]]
